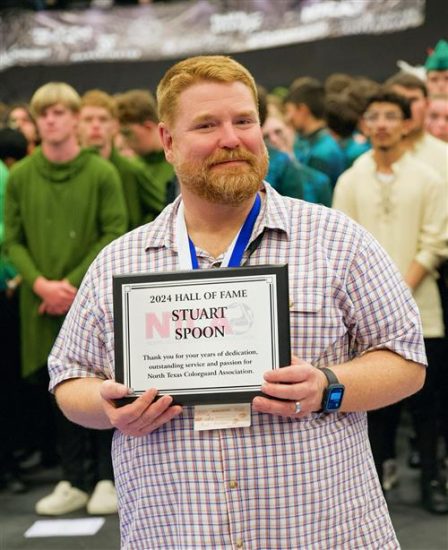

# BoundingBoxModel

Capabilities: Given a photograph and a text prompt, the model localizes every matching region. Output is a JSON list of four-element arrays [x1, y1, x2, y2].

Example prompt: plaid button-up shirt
[[49, 184, 426, 549]]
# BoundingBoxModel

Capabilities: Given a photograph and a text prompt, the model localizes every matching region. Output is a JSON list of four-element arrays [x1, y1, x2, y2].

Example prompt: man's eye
[[236, 118, 254, 125]]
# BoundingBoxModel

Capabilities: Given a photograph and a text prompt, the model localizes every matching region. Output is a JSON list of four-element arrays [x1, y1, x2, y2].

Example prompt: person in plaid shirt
[[48, 56, 426, 549]]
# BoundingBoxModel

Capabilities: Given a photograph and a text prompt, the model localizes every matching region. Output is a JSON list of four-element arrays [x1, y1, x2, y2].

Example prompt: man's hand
[[252, 356, 327, 418], [99, 380, 183, 437], [33, 277, 77, 316], [38, 301, 73, 316]]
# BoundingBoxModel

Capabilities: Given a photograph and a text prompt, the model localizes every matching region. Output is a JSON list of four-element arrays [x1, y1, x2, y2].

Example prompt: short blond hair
[[30, 82, 81, 117], [157, 55, 258, 126], [81, 89, 117, 118]]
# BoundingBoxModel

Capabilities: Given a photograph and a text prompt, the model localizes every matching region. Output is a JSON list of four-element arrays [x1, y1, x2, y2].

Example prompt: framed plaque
[[113, 264, 290, 406]]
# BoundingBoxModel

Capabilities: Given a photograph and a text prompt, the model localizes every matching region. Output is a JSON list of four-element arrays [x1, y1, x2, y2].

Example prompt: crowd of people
[[0, 39, 447, 531]]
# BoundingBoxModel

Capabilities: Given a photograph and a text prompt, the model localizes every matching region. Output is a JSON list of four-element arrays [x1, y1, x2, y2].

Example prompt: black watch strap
[[318, 368, 345, 413], [320, 367, 339, 386]]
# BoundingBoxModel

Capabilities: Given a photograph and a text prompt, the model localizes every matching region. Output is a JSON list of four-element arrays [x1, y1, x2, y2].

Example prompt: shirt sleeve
[[345, 229, 427, 366]]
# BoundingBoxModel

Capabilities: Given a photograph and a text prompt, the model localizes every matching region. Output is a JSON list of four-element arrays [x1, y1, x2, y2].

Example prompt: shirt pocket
[[289, 287, 324, 315], [288, 284, 347, 366], [289, 286, 323, 361]]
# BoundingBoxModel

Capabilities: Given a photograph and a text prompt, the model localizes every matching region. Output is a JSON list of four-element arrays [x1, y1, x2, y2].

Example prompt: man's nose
[[376, 116, 390, 127], [218, 123, 241, 149]]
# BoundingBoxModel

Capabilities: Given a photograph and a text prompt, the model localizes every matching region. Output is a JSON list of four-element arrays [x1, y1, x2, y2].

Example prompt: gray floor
[[1, 433, 447, 550]]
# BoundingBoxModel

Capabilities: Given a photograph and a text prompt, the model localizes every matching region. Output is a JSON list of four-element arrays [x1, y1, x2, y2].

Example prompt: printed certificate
[[113, 265, 290, 405]]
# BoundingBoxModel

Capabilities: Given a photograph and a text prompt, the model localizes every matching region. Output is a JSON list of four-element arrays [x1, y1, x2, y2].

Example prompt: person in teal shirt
[[325, 93, 371, 168], [284, 79, 346, 188], [264, 145, 303, 200], [259, 86, 332, 206], [340, 132, 371, 167]]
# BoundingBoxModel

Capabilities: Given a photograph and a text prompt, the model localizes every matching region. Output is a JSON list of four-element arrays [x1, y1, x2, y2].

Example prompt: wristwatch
[[319, 368, 345, 412]]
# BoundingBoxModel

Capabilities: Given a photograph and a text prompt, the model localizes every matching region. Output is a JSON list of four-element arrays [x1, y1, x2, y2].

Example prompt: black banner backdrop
[[0, 0, 446, 103]]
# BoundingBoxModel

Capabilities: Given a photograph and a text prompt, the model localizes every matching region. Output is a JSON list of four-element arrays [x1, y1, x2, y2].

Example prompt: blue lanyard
[[188, 193, 261, 269]]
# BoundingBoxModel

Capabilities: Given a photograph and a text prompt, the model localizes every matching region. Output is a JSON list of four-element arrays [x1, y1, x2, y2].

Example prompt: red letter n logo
[[146, 312, 171, 339]]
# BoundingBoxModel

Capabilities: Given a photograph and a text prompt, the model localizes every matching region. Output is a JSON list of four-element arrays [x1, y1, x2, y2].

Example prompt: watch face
[[325, 386, 344, 411]]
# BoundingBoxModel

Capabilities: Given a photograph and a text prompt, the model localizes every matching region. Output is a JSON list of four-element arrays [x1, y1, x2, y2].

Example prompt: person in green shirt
[[4, 82, 127, 516], [116, 89, 175, 221], [79, 89, 160, 230], [78, 88, 163, 514]]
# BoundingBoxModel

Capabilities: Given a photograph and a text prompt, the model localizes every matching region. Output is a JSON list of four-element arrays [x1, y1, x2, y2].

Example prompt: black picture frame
[[113, 264, 290, 406]]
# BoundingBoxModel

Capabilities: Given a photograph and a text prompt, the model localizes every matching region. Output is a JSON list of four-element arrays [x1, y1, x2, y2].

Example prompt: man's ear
[[158, 122, 174, 163]]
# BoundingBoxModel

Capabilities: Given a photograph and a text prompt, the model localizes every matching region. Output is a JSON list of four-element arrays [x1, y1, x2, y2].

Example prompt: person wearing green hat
[[425, 39, 448, 95]]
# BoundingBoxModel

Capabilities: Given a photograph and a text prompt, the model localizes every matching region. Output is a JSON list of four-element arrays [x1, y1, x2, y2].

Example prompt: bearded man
[[48, 56, 426, 549]]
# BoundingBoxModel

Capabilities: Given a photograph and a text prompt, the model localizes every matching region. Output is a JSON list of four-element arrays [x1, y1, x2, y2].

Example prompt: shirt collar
[[143, 182, 291, 253], [301, 125, 327, 141], [141, 150, 167, 164], [362, 149, 411, 173]]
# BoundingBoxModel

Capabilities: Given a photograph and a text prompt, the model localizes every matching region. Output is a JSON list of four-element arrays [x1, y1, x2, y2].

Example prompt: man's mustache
[[205, 149, 257, 168]]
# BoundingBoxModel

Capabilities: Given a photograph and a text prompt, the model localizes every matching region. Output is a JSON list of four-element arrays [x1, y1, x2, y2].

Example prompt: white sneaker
[[35, 481, 88, 515], [87, 480, 118, 515], [382, 458, 399, 491]]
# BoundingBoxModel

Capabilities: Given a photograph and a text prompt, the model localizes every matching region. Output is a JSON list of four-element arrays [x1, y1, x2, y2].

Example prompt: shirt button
[[229, 480, 238, 489], [235, 539, 244, 548]]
